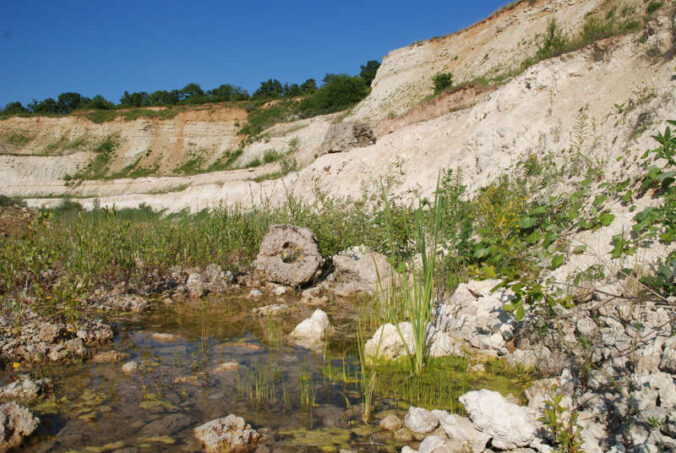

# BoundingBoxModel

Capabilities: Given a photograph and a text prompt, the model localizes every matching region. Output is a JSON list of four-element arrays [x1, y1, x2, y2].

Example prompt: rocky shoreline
[[0, 224, 673, 452]]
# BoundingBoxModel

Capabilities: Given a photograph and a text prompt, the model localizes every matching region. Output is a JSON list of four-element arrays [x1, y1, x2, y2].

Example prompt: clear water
[[15, 296, 397, 452]]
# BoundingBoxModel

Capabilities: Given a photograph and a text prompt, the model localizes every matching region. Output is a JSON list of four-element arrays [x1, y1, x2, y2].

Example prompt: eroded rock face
[[0, 402, 39, 451], [319, 122, 376, 155], [289, 309, 333, 349], [324, 246, 395, 297], [253, 225, 324, 287], [193, 414, 260, 453], [459, 389, 536, 450]]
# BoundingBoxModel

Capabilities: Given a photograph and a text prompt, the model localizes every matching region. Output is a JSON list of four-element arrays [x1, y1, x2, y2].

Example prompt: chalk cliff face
[[347, 0, 606, 123], [0, 0, 673, 213]]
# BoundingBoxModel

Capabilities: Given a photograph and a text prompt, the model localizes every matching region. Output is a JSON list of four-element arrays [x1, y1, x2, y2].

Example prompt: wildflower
[[12, 362, 20, 369]]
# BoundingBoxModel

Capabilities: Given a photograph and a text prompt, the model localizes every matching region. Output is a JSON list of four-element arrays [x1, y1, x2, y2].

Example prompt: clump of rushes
[[397, 176, 443, 375]]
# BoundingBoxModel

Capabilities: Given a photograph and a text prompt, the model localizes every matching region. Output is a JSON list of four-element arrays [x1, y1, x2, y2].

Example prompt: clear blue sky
[[0, 0, 509, 107]]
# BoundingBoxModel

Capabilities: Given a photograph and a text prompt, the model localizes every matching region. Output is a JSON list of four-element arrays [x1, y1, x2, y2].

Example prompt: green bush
[[433, 72, 454, 94]]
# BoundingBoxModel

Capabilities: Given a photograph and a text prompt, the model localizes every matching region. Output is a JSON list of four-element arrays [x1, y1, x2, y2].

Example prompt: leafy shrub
[[299, 74, 369, 116], [432, 72, 454, 94], [646, 1, 663, 14]]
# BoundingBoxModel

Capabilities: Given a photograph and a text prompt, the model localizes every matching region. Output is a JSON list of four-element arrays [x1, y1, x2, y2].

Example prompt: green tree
[[359, 60, 381, 86], [57, 92, 86, 113], [86, 95, 115, 110], [253, 79, 284, 99], [300, 74, 369, 115], [283, 83, 302, 98], [180, 83, 205, 104], [29, 98, 59, 114], [301, 78, 317, 94], [119, 91, 150, 108], [2, 102, 29, 115]]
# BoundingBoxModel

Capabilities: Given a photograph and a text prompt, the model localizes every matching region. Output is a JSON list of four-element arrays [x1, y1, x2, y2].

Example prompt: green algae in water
[[279, 426, 353, 451], [368, 356, 534, 412]]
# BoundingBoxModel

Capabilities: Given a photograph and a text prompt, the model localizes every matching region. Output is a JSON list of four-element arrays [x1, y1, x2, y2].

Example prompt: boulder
[[253, 225, 324, 287], [319, 122, 376, 155], [459, 389, 536, 450], [289, 309, 333, 348], [194, 414, 260, 453], [325, 247, 395, 297], [365, 322, 415, 360], [404, 406, 439, 434], [0, 402, 39, 451], [121, 361, 138, 374], [432, 410, 490, 452], [418, 435, 446, 453]]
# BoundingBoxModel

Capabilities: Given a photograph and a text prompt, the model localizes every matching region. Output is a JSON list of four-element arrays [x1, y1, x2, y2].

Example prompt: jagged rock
[[436, 280, 516, 356], [428, 328, 463, 357], [289, 309, 333, 348], [632, 372, 676, 411], [76, 319, 115, 345], [459, 389, 536, 450], [365, 322, 415, 360], [0, 378, 48, 402], [319, 122, 376, 155], [0, 402, 39, 451], [432, 410, 490, 452], [660, 335, 676, 373], [325, 246, 395, 297], [186, 273, 205, 298], [193, 414, 260, 453], [379, 414, 403, 432], [404, 407, 439, 434], [253, 225, 324, 287], [203, 263, 233, 293]]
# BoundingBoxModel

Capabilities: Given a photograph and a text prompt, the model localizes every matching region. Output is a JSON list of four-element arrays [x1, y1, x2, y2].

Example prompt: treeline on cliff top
[[0, 60, 380, 119]]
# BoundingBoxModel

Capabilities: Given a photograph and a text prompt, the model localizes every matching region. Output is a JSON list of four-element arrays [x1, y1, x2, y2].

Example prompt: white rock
[[432, 410, 489, 452], [186, 273, 205, 298], [248, 289, 263, 299], [401, 447, 418, 453], [419, 435, 446, 453], [289, 309, 333, 348], [193, 414, 260, 453], [404, 406, 439, 434], [366, 322, 415, 360], [459, 389, 536, 450]]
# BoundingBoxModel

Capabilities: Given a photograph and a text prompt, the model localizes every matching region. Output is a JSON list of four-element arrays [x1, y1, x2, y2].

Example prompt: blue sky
[[0, 0, 509, 107]]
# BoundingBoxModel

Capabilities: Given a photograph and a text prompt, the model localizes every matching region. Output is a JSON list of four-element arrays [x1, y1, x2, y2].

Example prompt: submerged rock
[[91, 350, 129, 363], [289, 309, 333, 349], [253, 225, 324, 287], [193, 414, 260, 453], [379, 414, 403, 432], [252, 304, 291, 316], [459, 389, 536, 450], [121, 361, 139, 374], [0, 402, 39, 451]]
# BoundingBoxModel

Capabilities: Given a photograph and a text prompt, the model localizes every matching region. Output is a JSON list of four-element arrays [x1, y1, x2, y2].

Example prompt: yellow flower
[[12, 362, 20, 369]]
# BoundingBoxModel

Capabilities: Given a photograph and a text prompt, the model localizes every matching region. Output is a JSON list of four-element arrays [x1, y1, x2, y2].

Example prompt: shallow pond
[[8, 295, 529, 452]]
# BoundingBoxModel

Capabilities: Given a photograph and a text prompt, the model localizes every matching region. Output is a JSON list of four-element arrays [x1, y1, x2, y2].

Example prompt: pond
[[10, 295, 529, 452]]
